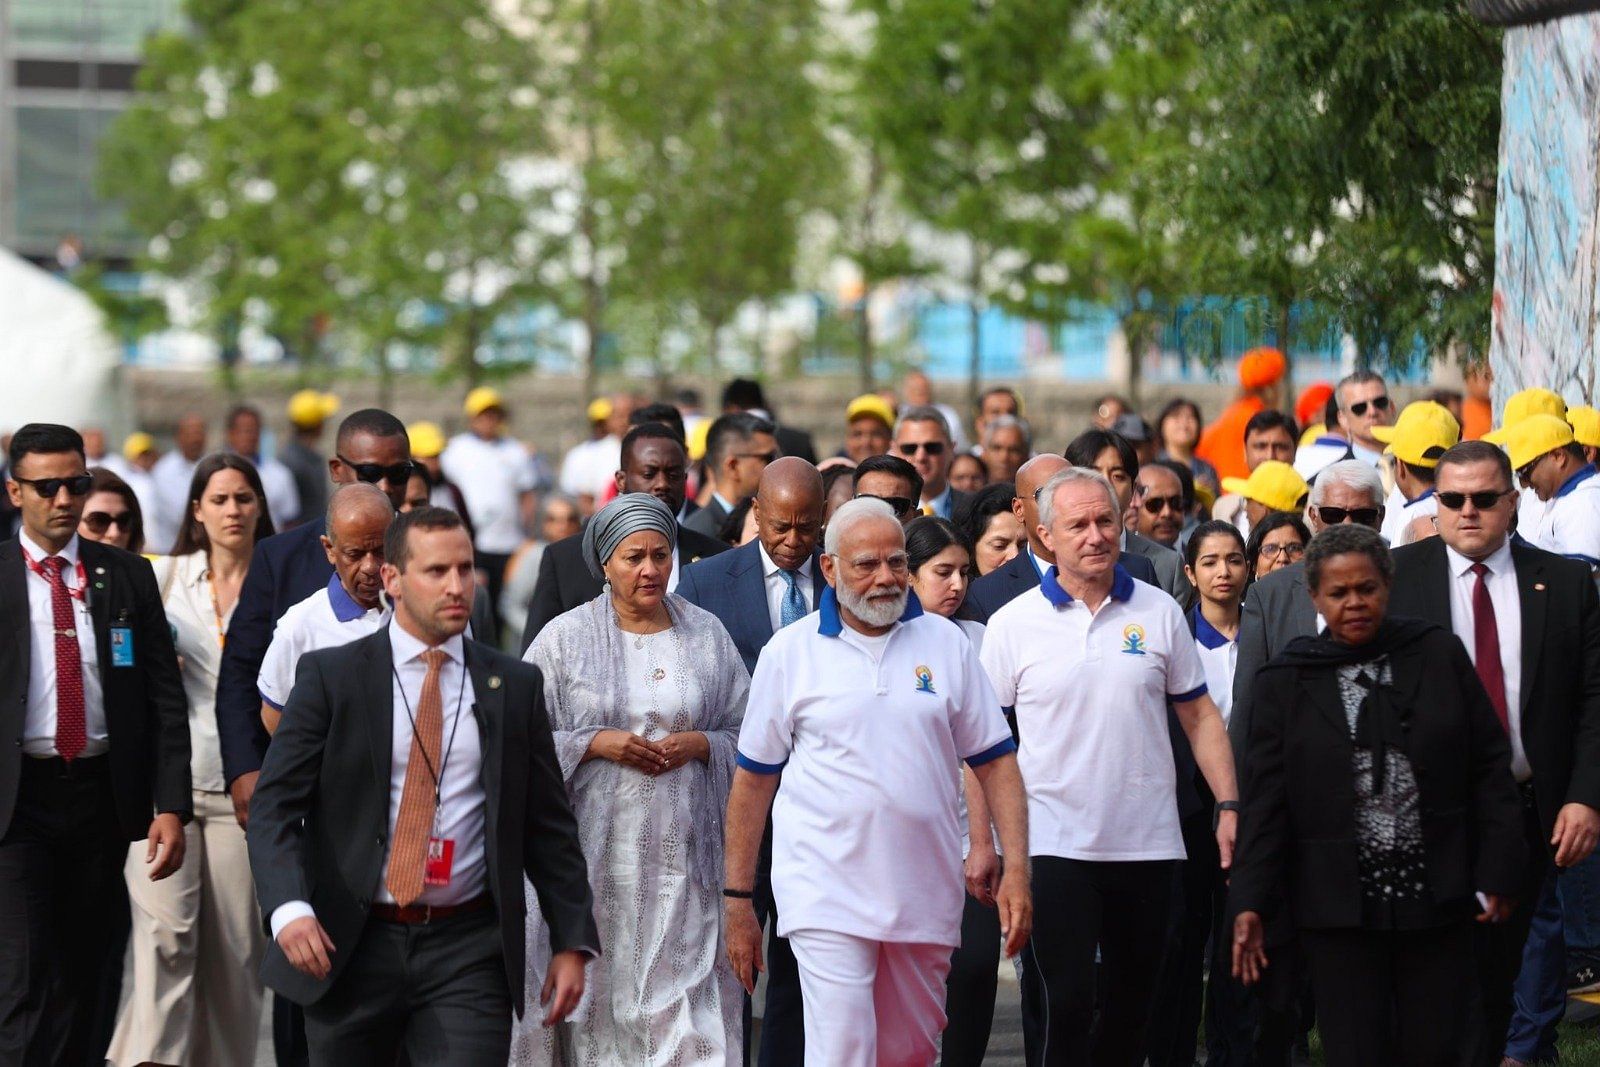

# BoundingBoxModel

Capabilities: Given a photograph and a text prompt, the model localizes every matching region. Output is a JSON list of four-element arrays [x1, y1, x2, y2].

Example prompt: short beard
[[836, 582, 907, 629]]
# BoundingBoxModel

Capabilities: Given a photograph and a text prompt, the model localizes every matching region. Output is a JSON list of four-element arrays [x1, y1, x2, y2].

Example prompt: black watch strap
[[723, 888, 754, 900], [1214, 799, 1241, 831]]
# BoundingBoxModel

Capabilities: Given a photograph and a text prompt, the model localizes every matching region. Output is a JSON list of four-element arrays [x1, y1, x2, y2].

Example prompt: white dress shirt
[[20, 530, 107, 757], [150, 452, 199, 555], [152, 551, 235, 791], [758, 542, 815, 634], [440, 433, 537, 555], [269, 625, 487, 938], [1445, 541, 1527, 780], [252, 455, 303, 528]]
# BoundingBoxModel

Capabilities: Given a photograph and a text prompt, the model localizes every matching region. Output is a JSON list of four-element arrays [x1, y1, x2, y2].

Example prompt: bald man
[[676, 455, 825, 1067], [151, 413, 210, 550], [960, 455, 1158, 622], [257, 484, 395, 735]]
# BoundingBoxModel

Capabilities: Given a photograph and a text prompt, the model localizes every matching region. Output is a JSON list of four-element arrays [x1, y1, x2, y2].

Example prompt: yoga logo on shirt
[[1121, 624, 1147, 656], [913, 665, 936, 694]]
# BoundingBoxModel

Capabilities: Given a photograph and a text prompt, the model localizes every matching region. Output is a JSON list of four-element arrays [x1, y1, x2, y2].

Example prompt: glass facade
[[9, 0, 182, 56]]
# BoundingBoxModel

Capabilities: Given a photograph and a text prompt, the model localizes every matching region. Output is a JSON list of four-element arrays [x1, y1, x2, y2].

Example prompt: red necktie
[[43, 556, 86, 761], [1470, 562, 1509, 734]]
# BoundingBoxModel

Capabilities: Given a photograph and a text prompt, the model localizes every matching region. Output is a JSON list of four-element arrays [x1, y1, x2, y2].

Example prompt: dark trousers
[[746, 828, 804, 1067], [1021, 856, 1174, 1067], [1302, 922, 1481, 1067], [474, 550, 511, 644], [941, 890, 1002, 1066], [0, 755, 128, 1066], [1203, 886, 1301, 1067], [1145, 811, 1216, 1067], [302, 908, 512, 1067], [1475, 786, 1548, 1067], [274, 994, 310, 1067]]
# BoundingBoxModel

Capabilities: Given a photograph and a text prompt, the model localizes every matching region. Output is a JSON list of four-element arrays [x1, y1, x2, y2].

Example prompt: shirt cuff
[[1168, 683, 1208, 704], [736, 751, 787, 774], [270, 901, 316, 939], [258, 687, 284, 711], [964, 737, 1018, 768]]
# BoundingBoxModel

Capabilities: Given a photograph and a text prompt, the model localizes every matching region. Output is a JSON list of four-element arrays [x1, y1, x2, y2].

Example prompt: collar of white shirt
[[1444, 538, 1514, 581], [758, 541, 812, 582], [20, 528, 80, 570], [389, 619, 466, 668]]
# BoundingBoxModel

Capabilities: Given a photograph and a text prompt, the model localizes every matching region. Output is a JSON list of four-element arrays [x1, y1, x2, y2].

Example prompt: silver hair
[[1038, 467, 1120, 528], [1304, 523, 1393, 592], [326, 481, 393, 534], [982, 413, 1033, 452], [824, 496, 901, 556], [895, 404, 953, 441], [1308, 459, 1385, 508]]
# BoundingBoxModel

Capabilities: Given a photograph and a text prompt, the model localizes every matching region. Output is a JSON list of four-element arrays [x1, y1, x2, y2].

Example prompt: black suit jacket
[[247, 629, 597, 1010], [958, 545, 1158, 623], [519, 524, 729, 652], [680, 497, 731, 540], [1388, 537, 1600, 841], [0, 537, 191, 839], [1229, 626, 1526, 930]]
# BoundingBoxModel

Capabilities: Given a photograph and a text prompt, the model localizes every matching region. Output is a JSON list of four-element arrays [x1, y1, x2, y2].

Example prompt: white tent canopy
[[0, 248, 126, 436]]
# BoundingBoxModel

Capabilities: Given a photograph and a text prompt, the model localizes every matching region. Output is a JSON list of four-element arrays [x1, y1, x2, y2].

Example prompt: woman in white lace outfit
[[512, 493, 748, 1066]]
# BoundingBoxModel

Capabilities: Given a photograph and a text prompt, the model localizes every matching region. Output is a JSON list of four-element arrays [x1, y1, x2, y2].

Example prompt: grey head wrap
[[581, 492, 677, 579]]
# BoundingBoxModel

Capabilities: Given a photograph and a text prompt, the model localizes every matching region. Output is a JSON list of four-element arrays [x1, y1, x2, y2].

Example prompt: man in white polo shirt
[[981, 466, 1239, 1067], [723, 498, 1031, 1067], [258, 484, 393, 733]]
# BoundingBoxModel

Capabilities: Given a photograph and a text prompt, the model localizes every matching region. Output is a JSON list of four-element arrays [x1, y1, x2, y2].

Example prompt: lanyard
[[21, 546, 87, 602], [392, 651, 470, 822]]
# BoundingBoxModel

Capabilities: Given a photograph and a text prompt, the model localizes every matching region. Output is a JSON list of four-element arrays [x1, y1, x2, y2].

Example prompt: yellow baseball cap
[[1370, 400, 1460, 468], [1222, 460, 1309, 514], [286, 389, 339, 428], [686, 418, 711, 462], [1501, 387, 1567, 428], [586, 397, 614, 423], [121, 431, 156, 462], [1484, 413, 1575, 471], [408, 420, 446, 459], [1568, 405, 1600, 448], [845, 393, 895, 429], [464, 386, 506, 418]]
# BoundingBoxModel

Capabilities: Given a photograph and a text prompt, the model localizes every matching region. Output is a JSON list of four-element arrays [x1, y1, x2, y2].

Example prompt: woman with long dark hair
[[78, 466, 147, 554]]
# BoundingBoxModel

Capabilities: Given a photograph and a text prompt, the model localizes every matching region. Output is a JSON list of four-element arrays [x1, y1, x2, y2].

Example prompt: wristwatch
[[1214, 799, 1241, 831]]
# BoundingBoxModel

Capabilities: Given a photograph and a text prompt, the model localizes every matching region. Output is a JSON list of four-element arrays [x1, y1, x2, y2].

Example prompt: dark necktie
[[1470, 562, 1509, 733], [43, 556, 86, 761]]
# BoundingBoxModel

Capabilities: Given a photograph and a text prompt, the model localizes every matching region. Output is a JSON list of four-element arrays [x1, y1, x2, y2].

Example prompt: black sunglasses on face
[[897, 441, 947, 457], [1347, 396, 1391, 417], [1436, 489, 1515, 511], [1314, 505, 1381, 527], [1141, 494, 1185, 515], [14, 474, 93, 498], [857, 493, 916, 517], [82, 511, 133, 534], [336, 456, 417, 485]]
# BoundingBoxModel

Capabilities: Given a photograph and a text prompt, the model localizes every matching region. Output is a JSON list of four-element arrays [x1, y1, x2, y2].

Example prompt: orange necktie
[[385, 649, 446, 905]]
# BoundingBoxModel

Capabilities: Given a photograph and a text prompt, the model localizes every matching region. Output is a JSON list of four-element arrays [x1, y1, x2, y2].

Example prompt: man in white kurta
[[722, 498, 1031, 1067]]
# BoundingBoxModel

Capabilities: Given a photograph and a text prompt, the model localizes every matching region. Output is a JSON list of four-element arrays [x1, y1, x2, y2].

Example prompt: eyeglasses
[[1437, 489, 1515, 511], [1259, 541, 1306, 561], [81, 511, 133, 535], [1314, 505, 1381, 527], [336, 456, 417, 485], [733, 451, 779, 465], [857, 493, 916, 517], [1346, 396, 1391, 417], [897, 441, 947, 457], [13, 474, 93, 498], [1140, 494, 1185, 515]]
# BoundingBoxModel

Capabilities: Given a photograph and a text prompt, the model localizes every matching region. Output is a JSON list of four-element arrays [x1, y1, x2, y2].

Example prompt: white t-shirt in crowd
[[258, 575, 390, 709], [1380, 485, 1438, 546], [981, 565, 1208, 863], [557, 435, 621, 501], [1530, 466, 1600, 567], [737, 590, 1014, 948], [440, 432, 537, 555], [1191, 608, 1238, 727]]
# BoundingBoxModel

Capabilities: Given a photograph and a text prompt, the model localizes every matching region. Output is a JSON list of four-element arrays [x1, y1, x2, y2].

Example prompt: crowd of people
[[0, 352, 1598, 1067]]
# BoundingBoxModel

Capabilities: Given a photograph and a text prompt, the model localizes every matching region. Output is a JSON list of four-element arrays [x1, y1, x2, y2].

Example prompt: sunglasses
[[1515, 454, 1546, 483], [1436, 489, 1515, 511], [857, 493, 916, 517], [81, 511, 133, 535], [1259, 541, 1305, 560], [13, 474, 93, 498], [1140, 494, 1185, 515], [1346, 396, 1391, 417], [336, 456, 417, 485], [897, 441, 947, 457], [1314, 505, 1381, 527]]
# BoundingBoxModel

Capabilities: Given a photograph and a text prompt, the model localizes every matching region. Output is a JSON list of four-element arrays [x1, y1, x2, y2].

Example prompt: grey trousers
[[303, 907, 512, 1067]]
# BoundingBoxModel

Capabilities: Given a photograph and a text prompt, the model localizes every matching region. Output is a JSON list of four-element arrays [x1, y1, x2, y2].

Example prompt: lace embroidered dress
[[511, 593, 749, 1066]]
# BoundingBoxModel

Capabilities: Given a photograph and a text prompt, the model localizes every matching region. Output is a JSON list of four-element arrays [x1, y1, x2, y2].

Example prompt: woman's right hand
[[585, 729, 669, 773], [1231, 911, 1269, 986]]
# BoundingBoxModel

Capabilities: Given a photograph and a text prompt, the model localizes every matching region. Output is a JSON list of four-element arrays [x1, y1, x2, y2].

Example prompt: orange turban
[[1238, 347, 1287, 391], [1295, 382, 1334, 429]]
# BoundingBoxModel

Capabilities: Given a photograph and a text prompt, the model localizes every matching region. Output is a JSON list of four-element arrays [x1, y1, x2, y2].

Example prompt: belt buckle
[[420, 903, 432, 925]]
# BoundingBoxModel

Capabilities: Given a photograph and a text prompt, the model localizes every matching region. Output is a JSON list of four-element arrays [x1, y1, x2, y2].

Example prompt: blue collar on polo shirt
[[327, 573, 370, 622], [1557, 465, 1597, 498], [1038, 563, 1136, 608], [1190, 604, 1233, 650], [1404, 486, 1437, 507], [816, 585, 924, 637]]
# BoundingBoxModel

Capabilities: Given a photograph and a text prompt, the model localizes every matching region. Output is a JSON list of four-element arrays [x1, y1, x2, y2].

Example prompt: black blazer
[[958, 546, 1158, 623], [1388, 536, 1600, 841], [1229, 626, 1526, 931], [0, 537, 191, 839], [518, 524, 729, 652], [247, 629, 598, 1010]]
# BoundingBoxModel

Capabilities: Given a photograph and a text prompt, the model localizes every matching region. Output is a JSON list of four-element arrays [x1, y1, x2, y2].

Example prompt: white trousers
[[787, 929, 950, 1067], [106, 789, 265, 1067]]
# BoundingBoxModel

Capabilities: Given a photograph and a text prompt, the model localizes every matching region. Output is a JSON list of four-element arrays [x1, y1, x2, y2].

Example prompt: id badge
[[110, 627, 135, 668], [424, 837, 454, 886]]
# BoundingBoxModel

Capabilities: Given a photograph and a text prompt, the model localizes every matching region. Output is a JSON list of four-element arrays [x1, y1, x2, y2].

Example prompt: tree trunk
[[967, 242, 985, 413], [856, 285, 875, 393], [1125, 310, 1145, 410], [376, 338, 394, 412], [1276, 294, 1295, 414], [579, 0, 604, 405]]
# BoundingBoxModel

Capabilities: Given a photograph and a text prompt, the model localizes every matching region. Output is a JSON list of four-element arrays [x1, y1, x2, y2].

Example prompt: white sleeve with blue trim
[[1164, 600, 1209, 703], [734, 646, 793, 774], [256, 614, 302, 710], [952, 635, 1016, 766], [1553, 493, 1600, 568]]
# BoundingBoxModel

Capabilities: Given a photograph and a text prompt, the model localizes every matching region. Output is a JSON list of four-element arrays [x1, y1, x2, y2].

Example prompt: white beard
[[836, 583, 908, 628]]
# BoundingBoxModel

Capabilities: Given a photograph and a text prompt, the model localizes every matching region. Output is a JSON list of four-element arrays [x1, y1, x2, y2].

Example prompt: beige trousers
[[106, 789, 265, 1067]]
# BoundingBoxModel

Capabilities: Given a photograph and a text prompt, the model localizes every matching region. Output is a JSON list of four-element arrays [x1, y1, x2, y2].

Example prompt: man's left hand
[[145, 812, 186, 880], [540, 949, 588, 1026], [995, 866, 1033, 958], [1552, 803, 1600, 868], [1215, 809, 1238, 870]]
